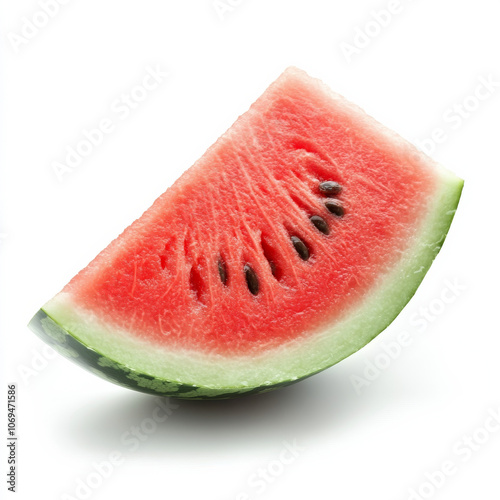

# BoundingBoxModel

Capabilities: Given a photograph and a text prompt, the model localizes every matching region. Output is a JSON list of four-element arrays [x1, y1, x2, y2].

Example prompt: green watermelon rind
[[28, 309, 300, 399], [29, 172, 463, 399]]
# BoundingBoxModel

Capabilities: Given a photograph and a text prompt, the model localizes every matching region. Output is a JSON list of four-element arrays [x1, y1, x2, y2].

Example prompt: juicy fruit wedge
[[29, 68, 463, 399]]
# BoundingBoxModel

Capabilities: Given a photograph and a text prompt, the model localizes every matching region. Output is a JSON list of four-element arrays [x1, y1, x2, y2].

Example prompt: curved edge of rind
[[27, 309, 299, 399]]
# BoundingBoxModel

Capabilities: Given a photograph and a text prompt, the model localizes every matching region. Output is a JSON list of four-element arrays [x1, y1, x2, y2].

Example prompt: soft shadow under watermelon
[[55, 363, 419, 457]]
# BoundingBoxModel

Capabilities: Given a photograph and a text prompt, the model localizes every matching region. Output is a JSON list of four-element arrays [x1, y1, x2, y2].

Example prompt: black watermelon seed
[[319, 181, 342, 195], [291, 236, 310, 261], [310, 215, 330, 235], [269, 261, 277, 276], [218, 259, 227, 285], [244, 264, 259, 295], [325, 200, 345, 217]]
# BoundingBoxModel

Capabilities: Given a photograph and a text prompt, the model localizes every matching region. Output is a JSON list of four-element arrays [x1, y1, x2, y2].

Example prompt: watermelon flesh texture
[[29, 68, 463, 399]]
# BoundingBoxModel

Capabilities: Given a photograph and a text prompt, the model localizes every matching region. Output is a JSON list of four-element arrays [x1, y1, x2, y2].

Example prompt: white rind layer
[[43, 165, 463, 390]]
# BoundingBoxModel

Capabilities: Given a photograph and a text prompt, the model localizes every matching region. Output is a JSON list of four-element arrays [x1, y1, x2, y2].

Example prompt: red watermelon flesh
[[29, 67, 463, 398]]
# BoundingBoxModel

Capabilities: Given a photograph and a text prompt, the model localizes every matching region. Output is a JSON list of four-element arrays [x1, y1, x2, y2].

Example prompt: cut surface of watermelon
[[29, 67, 463, 399]]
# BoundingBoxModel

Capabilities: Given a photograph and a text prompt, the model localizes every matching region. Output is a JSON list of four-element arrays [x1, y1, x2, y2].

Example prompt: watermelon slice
[[29, 68, 463, 399]]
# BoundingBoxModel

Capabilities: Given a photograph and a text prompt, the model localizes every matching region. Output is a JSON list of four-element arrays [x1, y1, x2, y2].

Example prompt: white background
[[1, 1, 499, 499]]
